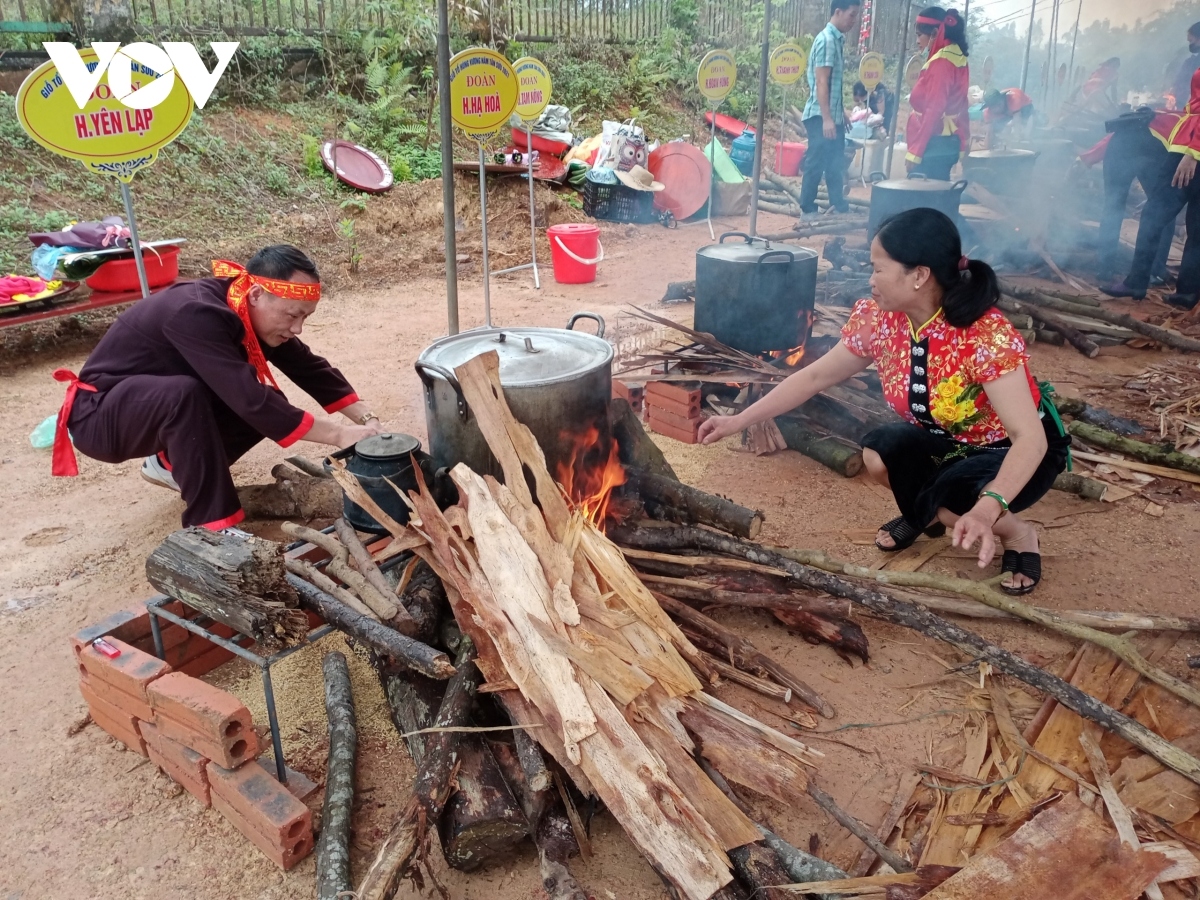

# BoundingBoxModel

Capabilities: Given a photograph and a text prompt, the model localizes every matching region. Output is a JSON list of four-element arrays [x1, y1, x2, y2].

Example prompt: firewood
[[774, 417, 865, 477], [1069, 422, 1200, 478], [1051, 396, 1145, 437], [287, 574, 456, 679], [698, 650, 793, 702], [629, 469, 765, 539], [654, 592, 834, 717], [611, 525, 1200, 789], [283, 455, 330, 478], [729, 842, 796, 899], [661, 280, 696, 303], [357, 639, 482, 900], [145, 527, 308, 650], [780, 868, 959, 896], [611, 398, 679, 481], [316, 651, 357, 900], [1052, 471, 1109, 500], [287, 558, 380, 621], [438, 740, 530, 871], [806, 781, 914, 874], [395, 561, 448, 646], [236, 464, 342, 519], [999, 297, 1100, 358], [281, 522, 407, 627], [334, 518, 402, 609]]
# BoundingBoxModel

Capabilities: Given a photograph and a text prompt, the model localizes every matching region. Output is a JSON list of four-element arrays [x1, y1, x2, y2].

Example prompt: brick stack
[[612, 380, 645, 415], [71, 604, 315, 870], [644, 381, 706, 444]]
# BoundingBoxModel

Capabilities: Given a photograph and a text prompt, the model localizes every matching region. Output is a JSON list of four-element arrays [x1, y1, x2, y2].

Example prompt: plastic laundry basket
[[548, 223, 603, 284]]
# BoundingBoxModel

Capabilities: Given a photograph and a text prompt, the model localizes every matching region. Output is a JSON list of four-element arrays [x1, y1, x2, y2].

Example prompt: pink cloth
[[0, 275, 47, 304]]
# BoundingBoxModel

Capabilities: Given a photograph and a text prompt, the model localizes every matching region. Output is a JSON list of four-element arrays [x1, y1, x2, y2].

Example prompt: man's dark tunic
[[69, 278, 357, 527]]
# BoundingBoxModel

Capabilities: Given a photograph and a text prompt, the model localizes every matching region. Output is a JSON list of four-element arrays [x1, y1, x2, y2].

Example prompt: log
[[284, 455, 330, 478], [335, 518, 401, 608], [287, 574, 456, 679], [396, 561, 448, 646], [1069, 422, 1200, 478], [806, 781, 914, 874], [653, 591, 835, 717], [1053, 471, 1109, 500], [759, 200, 802, 217], [237, 464, 343, 519], [287, 558, 380, 621], [1072, 450, 1200, 485], [1051, 397, 1145, 437], [357, 639, 482, 900], [610, 525, 1200, 789], [145, 527, 308, 650], [699, 650, 794, 702], [438, 740, 530, 871], [774, 417, 865, 477], [629, 469, 764, 539], [729, 842, 796, 900], [999, 297, 1099, 358], [281, 522, 406, 626], [611, 398, 678, 481], [998, 282, 1200, 353], [661, 280, 696, 303], [316, 651, 357, 900]]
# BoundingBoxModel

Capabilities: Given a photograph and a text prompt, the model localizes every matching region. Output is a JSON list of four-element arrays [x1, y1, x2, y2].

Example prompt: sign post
[[495, 56, 551, 289], [858, 51, 885, 91], [449, 48, 518, 327], [15, 45, 196, 299], [769, 41, 807, 167], [697, 49, 736, 240]]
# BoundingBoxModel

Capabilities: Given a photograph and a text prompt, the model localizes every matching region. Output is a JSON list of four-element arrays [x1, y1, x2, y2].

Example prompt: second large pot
[[694, 232, 819, 354], [868, 175, 968, 239], [415, 313, 613, 481], [962, 149, 1039, 196]]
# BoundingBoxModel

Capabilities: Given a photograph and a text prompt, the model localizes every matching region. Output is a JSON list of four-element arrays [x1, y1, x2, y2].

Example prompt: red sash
[[51, 369, 96, 477]]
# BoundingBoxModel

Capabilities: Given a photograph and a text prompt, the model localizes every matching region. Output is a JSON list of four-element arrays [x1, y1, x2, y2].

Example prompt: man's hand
[[905, 159, 917, 174], [337, 423, 383, 447], [1173, 154, 1197, 189], [697, 415, 744, 445], [952, 498, 1003, 568], [822, 114, 837, 140], [361, 417, 386, 437]]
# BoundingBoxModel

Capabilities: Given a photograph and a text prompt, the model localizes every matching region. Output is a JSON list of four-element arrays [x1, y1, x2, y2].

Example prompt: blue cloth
[[803, 22, 846, 124], [31, 244, 82, 281]]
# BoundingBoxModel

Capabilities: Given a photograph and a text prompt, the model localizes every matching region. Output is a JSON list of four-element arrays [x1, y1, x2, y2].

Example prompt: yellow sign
[[697, 50, 737, 103], [858, 52, 885, 91], [904, 53, 924, 89], [513, 56, 552, 124], [14, 47, 194, 183], [769, 43, 807, 87], [449, 48, 519, 142]]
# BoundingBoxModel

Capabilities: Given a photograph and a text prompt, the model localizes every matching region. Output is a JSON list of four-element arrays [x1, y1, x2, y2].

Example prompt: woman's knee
[[862, 447, 890, 485]]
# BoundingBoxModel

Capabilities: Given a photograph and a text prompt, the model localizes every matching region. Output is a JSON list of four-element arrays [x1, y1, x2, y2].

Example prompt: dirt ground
[[3, 200, 1200, 900]]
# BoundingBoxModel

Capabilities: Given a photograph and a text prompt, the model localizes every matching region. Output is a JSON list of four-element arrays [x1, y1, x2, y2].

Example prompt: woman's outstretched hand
[[698, 415, 743, 445], [952, 500, 1002, 567]]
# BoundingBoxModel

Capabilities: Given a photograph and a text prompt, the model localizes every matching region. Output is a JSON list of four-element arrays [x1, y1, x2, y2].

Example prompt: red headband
[[916, 14, 943, 26]]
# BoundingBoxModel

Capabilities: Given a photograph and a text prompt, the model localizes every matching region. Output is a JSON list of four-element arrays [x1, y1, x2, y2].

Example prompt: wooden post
[[316, 651, 357, 900]]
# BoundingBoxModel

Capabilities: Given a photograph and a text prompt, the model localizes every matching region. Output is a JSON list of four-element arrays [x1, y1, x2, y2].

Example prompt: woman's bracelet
[[978, 490, 1010, 516]]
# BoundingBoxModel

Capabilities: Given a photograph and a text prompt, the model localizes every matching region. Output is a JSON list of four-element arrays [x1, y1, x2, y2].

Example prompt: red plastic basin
[[87, 246, 181, 293]]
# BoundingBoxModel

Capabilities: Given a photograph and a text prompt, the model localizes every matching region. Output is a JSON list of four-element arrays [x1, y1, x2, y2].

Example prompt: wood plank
[[849, 771, 923, 876], [1073, 450, 1200, 486], [922, 794, 1171, 900], [921, 715, 991, 866]]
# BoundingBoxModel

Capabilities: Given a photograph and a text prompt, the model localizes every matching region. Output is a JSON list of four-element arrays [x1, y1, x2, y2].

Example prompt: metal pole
[[478, 144, 492, 327], [748, 0, 772, 236], [707, 107, 717, 240], [884, 0, 913, 179], [437, 0, 459, 335], [1020, 0, 1037, 93], [526, 124, 540, 288], [1066, 0, 1083, 104], [1041, 0, 1058, 104], [119, 182, 151, 299]]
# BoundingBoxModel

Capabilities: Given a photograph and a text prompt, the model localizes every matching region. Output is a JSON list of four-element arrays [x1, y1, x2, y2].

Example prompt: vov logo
[[43, 42, 240, 110]]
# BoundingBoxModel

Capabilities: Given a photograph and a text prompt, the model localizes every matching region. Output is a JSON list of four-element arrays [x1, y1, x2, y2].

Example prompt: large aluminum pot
[[415, 313, 612, 480], [962, 148, 1039, 196], [694, 232, 819, 354], [868, 175, 968, 239]]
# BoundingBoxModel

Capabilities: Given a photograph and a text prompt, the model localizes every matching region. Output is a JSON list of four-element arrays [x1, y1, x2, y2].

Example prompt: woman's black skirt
[[860, 414, 1070, 530]]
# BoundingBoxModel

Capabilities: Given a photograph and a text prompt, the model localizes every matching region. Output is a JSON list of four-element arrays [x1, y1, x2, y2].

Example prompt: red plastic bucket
[[775, 141, 807, 177], [87, 246, 181, 292], [548, 223, 603, 284]]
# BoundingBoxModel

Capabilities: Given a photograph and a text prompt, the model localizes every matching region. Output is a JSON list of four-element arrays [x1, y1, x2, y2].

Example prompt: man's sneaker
[[140, 455, 180, 492]]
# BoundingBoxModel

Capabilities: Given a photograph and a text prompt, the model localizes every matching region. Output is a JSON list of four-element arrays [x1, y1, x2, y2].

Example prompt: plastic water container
[[547, 223, 603, 284], [774, 141, 807, 176], [730, 130, 758, 177]]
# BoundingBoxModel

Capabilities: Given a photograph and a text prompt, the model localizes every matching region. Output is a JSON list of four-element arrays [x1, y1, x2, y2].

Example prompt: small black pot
[[325, 433, 427, 534]]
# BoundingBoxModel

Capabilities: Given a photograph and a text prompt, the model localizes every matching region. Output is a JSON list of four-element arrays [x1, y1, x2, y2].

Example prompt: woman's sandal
[[1000, 549, 1042, 596], [876, 516, 921, 552]]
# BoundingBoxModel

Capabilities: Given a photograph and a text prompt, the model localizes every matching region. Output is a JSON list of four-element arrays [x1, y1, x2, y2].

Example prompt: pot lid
[[872, 178, 961, 192], [355, 432, 421, 461], [418, 325, 613, 386], [967, 149, 1038, 159], [697, 238, 819, 263]]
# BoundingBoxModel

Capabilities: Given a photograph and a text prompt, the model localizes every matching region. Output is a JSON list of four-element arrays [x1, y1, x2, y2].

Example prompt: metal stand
[[706, 105, 718, 240], [494, 124, 541, 288], [146, 595, 335, 784], [478, 144, 493, 326], [119, 182, 150, 299]]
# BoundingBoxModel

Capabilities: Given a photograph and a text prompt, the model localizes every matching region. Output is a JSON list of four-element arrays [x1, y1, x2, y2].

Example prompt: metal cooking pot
[[415, 313, 613, 481], [694, 232, 818, 354], [962, 149, 1039, 196], [868, 175, 968, 239], [1013, 138, 1076, 174], [326, 433, 427, 534]]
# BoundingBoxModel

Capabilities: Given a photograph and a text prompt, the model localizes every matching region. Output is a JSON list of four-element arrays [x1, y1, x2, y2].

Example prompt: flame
[[769, 345, 806, 367], [556, 425, 627, 528]]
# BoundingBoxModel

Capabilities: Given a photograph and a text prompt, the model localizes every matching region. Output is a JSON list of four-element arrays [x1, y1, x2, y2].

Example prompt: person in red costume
[[982, 87, 1034, 148], [905, 6, 971, 181], [1104, 68, 1200, 309]]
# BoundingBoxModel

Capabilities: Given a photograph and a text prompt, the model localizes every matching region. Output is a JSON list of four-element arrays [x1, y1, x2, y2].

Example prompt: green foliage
[[336, 218, 362, 273], [265, 164, 293, 195], [391, 143, 442, 181], [302, 135, 325, 178], [0, 203, 74, 276]]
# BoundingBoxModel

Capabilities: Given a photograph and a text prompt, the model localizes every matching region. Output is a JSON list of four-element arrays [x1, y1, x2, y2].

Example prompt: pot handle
[[413, 360, 469, 421], [718, 231, 754, 244], [951, 179, 969, 192], [757, 249, 795, 265], [908, 172, 929, 181], [566, 312, 606, 338]]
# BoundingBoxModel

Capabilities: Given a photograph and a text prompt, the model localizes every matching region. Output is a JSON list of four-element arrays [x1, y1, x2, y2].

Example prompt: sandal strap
[[1001, 549, 1022, 574], [877, 516, 920, 552], [1016, 552, 1042, 583]]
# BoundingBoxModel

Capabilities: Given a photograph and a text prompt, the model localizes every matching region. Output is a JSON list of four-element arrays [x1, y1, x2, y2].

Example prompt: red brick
[[647, 416, 701, 444], [141, 722, 211, 806], [69, 601, 189, 657], [132, 622, 242, 670], [81, 686, 148, 754], [149, 672, 258, 767], [206, 759, 313, 847], [647, 404, 703, 432], [78, 637, 172, 704], [79, 671, 152, 720], [210, 790, 313, 870], [178, 645, 237, 678], [645, 381, 701, 413], [612, 380, 645, 404]]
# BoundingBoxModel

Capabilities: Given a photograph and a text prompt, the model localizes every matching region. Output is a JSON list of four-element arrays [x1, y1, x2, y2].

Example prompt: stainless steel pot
[[868, 175, 968, 239], [962, 149, 1039, 196], [694, 232, 819, 354], [414, 313, 613, 480]]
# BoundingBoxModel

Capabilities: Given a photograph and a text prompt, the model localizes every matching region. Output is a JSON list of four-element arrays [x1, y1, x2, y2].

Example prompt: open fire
[[769, 345, 806, 367], [556, 425, 627, 527]]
